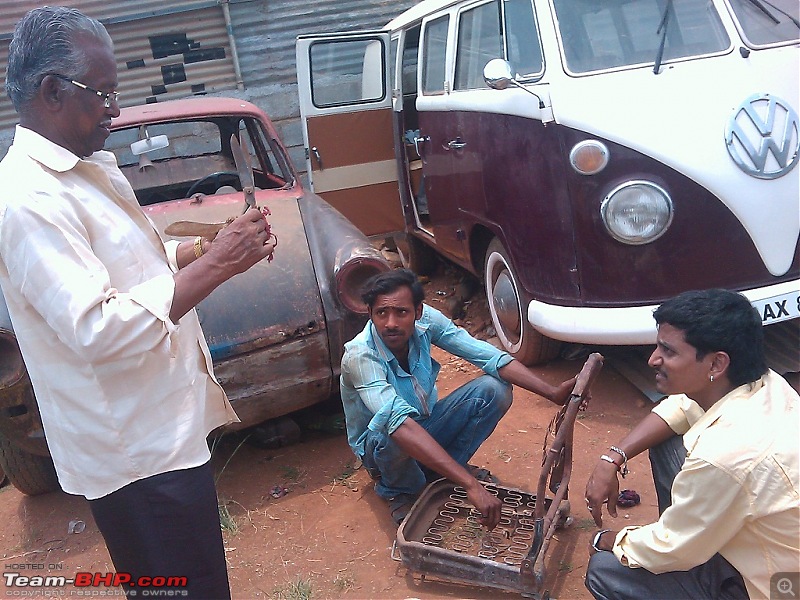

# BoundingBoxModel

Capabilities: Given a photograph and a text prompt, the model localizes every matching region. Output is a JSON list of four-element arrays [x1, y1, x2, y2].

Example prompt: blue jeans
[[362, 375, 512, 500]]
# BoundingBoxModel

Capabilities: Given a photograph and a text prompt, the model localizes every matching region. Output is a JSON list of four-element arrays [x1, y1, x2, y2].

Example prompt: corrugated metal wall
[[229, 0, 415, 88], [1, 1, 236, 131]]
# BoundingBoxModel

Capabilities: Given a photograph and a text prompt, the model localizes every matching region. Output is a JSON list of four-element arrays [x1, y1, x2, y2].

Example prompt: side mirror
[[130, 134, 169, 156], [483, 58, 515, 90], [483, 58, 546, 110]]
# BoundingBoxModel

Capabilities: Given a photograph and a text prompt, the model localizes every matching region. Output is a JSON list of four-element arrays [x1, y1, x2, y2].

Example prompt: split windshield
[[552, 0, 730, 73]]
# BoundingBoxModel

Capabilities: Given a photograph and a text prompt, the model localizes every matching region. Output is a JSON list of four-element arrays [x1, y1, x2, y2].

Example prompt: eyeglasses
[[53, 74, 120, 108]]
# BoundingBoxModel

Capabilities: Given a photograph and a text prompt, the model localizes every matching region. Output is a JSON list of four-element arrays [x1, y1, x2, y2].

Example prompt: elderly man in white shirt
[[584, 288, 799, 600], [0, 7, 273, 599]]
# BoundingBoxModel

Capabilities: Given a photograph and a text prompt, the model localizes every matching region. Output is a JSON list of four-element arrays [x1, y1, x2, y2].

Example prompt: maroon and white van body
[[296, 0, 799, 363]]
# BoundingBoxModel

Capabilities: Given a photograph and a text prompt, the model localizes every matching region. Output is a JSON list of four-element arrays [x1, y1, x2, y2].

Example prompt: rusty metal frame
[[394, 352, 604, 598]]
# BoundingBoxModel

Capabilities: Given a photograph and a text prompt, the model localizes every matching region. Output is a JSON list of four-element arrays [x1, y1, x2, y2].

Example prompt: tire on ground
[[0, 433, 60, 496], [484, 237, 561, 365], [397, 235, 439, 276]]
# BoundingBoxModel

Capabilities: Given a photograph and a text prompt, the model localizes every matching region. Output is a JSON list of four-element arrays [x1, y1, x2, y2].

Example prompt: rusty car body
[[0, 97, 389, 495]]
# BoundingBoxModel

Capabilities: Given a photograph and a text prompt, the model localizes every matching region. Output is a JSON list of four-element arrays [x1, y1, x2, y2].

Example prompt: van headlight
[[600, 181, 673, 245]]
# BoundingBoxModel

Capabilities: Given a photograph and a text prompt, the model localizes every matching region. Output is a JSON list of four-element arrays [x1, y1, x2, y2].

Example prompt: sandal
[[467, 464, 500, 484], [388, 494, 417, 525]]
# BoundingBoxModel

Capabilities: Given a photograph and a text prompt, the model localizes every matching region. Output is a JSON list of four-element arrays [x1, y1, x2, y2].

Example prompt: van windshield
[[553, 0, 730, 74], [726, 0, 800, 47]]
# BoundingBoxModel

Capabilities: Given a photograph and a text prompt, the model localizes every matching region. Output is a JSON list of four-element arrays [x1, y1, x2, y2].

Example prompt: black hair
[[360, 268, 425, 309], [653, 288, 767, 387]]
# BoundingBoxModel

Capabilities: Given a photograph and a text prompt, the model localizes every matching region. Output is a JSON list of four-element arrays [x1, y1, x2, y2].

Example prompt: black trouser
[[585, 436, 748, 600], [89, 462, 230, 599]]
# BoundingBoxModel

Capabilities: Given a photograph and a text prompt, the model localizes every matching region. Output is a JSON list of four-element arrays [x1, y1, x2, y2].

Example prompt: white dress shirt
[[0, 126, 238, 499]]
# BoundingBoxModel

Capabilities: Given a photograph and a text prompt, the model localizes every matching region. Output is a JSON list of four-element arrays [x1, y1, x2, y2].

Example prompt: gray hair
[[6, 6, 113, 112]]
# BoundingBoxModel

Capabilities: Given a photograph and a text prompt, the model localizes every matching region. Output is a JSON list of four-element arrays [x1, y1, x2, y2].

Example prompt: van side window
[[454, 0, 543, 90], [402, 25, 422, 132], [402, 25, 421, 96], [455, 1, 502, 90], [390, 37, 399, 90], [504, 0, 544, 79], [422, 15, 450, 94], [308, 38, 386, 107]]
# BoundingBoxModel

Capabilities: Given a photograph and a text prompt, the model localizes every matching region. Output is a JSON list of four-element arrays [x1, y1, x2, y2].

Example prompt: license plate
[[752, 290, 800, 325]]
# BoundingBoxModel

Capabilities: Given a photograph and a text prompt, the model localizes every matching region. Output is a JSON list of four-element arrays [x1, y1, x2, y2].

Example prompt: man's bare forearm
[[390, 417, 503, 529], [498, 360, 574, 404], [610, 412, 675, 460], [390, 418, 475, 489]]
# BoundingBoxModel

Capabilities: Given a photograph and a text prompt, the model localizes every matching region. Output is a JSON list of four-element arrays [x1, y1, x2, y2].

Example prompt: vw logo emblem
[[725, 94, 799, 180]]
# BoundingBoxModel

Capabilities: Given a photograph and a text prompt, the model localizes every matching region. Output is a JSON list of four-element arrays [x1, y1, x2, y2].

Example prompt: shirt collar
[[14, 125, 83, 173], [682, 374, 765, 450], [367, 317, 428, 365]]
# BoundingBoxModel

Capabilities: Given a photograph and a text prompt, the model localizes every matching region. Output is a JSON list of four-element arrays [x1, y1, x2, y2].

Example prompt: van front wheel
[[484, 239, 561, 365]]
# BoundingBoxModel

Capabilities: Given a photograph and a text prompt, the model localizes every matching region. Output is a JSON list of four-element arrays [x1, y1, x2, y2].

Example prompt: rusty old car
[[0, 97, 389, 495]]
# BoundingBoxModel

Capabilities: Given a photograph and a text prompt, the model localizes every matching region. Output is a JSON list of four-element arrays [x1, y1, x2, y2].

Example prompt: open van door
[[296, 32, 405, 238]]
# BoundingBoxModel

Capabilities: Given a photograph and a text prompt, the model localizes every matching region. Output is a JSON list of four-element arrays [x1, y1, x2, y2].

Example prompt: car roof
[[111, 97, 267, 130]]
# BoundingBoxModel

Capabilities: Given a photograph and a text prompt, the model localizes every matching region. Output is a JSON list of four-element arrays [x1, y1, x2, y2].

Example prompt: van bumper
[[528, 280, 799, 345]]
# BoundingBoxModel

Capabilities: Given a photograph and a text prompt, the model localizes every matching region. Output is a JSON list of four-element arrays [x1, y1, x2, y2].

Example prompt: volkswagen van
[[296, 0, 799, 363]]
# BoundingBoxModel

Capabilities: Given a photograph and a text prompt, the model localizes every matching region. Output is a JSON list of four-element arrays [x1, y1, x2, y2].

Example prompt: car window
[[726, 0, 800, 47], [308, 38, 386, 107], [455, 0, 502, 90], [553, 0, 730, 74], [241, 119, 293, 188], [107, 117, 291, 206], [422, 15, 450, 94], [110, 121, 221, 168]]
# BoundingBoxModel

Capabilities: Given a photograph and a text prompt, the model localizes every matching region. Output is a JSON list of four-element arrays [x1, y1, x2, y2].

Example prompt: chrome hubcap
[[492, 270, 520, 334]]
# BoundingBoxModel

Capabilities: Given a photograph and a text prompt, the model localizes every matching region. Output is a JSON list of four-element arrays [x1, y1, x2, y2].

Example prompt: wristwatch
[[592, 529, 611, 552]]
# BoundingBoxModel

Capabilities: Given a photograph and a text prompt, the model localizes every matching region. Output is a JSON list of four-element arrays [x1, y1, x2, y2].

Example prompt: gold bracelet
[[193, 236, 204, 259]]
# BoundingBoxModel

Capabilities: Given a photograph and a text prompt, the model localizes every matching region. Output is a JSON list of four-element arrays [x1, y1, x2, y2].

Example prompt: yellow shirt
[[613, 370, 800, 599], [0, 126, 238, 499]]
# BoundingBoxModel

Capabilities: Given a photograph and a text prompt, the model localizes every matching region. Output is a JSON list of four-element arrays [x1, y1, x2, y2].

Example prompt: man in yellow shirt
[[585, 288, 799, 600]]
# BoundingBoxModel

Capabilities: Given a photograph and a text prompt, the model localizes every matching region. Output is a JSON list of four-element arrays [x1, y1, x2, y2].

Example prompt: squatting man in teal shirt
[[340, 269, 577, 527]]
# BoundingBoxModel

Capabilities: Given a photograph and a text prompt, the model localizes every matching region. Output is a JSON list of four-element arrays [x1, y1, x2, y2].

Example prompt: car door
[[296, 32, 405, 238]]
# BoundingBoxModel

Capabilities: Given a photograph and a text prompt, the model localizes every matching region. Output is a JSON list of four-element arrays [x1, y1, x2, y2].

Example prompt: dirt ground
[[0, 261, 660, 599]]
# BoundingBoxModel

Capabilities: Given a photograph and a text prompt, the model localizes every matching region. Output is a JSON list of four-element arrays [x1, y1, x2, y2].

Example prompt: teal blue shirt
[[340, 304, 513, 457]]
